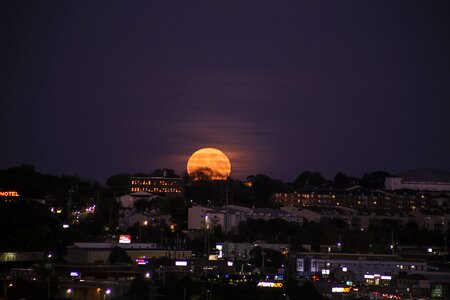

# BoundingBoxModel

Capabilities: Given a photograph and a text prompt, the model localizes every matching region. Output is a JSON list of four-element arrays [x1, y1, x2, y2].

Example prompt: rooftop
[[397, 169, 450, 183]]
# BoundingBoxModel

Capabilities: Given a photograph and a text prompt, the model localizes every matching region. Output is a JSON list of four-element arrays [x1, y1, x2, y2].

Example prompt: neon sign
[[0, 191, 19, 197]]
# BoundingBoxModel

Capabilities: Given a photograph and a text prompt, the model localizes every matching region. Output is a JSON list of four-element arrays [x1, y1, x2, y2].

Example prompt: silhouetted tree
[[249, 246, 285, 271], [188, 167, 225, 181], [293, 171, 326, 189], [108, 247, 132, 264], [333, 172, 356, 187], [106, 173, 131, 192], [250, 174, 274, 207], [123, 274, 149, 300], [360, 171, 391, 189]]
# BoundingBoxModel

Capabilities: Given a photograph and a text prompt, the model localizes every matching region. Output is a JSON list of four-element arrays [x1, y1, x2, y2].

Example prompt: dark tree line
[[235, 217, 449, 253]]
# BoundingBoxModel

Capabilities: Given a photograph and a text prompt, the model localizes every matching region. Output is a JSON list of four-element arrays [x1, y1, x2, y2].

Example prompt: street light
[[139, 220, 148, 242], [103, 288, 111, 300]]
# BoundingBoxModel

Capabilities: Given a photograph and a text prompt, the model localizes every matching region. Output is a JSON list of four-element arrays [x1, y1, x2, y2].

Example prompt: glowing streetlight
[[139, 220, 148, 242]]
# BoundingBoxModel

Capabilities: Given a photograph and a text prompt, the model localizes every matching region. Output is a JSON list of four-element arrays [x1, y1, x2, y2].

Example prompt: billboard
[[119, 235, 131, 244]]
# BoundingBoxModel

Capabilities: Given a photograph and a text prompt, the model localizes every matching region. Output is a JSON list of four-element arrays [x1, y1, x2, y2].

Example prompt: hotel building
[[130, 176, 184, 198]]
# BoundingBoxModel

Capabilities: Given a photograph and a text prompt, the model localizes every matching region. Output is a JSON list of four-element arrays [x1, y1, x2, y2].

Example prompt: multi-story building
[[130, 176, 184, 198], [273, 186, 431, 212]]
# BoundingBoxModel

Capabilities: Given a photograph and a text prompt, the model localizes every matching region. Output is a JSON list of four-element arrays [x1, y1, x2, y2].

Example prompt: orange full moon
[[187, 148, 231, 180]]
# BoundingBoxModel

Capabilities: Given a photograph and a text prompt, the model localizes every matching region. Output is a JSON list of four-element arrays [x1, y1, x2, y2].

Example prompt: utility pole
[[391, 231, 395, 255], [68, 187, 74, 224], [262, 248, 266, 274], [444, 219, 448, 253], [3, 278, 8, 300], [225, 176, 229, 233]]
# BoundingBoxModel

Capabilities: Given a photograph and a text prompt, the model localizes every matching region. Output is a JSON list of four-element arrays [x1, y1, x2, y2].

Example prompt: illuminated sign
[[216, 244, 223, 258], [364, 274, 391, 280], [175, 261, 187, 266], [257, 282, 283, 288], [0, 191, 19, 197], [70, 272, 80, 277], [332, 287, 350, 293], [119, 235, 131, 244], [432, 285, 443, 298], [136, 258, 148, 265]]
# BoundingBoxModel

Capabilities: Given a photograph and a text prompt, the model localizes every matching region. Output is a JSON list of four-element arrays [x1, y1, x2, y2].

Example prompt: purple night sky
[[1, 1, 450, 182]]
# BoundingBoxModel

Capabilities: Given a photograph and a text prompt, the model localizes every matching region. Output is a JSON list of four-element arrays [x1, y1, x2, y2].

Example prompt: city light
[[332, 287, 350, 293], [257, 281, 283, 288], [136, 258, 148, 265]]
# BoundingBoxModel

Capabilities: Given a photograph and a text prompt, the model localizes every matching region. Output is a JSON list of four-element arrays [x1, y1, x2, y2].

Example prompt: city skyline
[[1, 1, 450, 183]]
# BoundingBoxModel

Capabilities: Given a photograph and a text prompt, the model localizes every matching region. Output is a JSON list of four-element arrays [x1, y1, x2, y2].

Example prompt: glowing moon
[[187, 148, 231, 180]]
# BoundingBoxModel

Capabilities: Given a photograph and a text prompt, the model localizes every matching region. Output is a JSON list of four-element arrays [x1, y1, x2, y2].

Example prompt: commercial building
[[130, 176, 184, 198], [296, 252, 427, 283], [216, 242, 289, 260], [66, 242, 192, 264]]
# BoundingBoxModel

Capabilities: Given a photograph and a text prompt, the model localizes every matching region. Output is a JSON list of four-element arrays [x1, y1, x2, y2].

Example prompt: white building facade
[[188, 205, 302, 233]]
